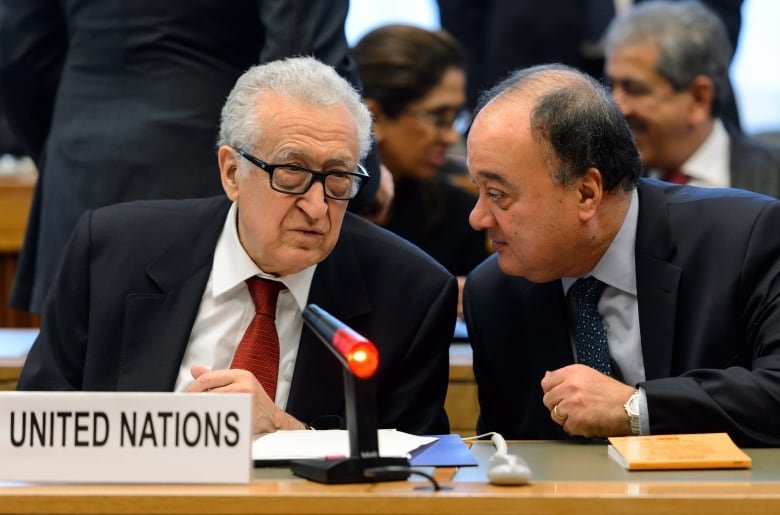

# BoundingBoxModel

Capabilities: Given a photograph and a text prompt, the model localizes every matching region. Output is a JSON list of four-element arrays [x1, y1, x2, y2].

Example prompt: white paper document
[[252, 429, 437, 461]]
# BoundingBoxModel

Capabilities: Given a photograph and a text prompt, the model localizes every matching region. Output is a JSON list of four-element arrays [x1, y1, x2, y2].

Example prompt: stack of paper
[[252, 429, 436, 463]]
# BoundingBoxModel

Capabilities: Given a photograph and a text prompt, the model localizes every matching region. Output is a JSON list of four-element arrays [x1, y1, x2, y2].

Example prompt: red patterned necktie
[[230, 277, 285, 401]]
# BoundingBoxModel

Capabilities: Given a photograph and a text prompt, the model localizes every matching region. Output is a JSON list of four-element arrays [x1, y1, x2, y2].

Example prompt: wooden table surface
[[1, 441, 779, 515]]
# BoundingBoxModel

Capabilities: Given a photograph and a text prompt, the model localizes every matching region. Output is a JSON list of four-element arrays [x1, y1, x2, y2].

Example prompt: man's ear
[[686, 75, 715, 124], [578, 167, 603, 222], [218, 145, 240, 201]]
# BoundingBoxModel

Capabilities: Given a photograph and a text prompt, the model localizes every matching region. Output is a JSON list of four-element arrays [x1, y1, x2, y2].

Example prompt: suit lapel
[[285, 215, 371, 423], [117, 199, 230, 390], [634, 182, 682, 379]]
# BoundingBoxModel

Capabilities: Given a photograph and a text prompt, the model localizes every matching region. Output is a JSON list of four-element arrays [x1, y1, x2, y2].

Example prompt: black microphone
[[302, 305, 378, 378]]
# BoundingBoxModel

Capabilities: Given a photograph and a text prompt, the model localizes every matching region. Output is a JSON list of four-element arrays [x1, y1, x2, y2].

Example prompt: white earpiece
[[487, 433, 531, 486]]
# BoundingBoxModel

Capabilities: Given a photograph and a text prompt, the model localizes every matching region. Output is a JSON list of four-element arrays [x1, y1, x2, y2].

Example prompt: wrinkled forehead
[[255, 95, 360, 165]]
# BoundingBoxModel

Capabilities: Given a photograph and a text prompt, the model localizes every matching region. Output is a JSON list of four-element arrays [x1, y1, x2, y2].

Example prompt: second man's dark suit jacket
[[18, 196, 458, 435], [464, 179, 780, 447]]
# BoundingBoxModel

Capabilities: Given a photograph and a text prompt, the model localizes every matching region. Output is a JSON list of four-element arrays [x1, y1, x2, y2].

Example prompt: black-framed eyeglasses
[[235, 148, 368, 200]]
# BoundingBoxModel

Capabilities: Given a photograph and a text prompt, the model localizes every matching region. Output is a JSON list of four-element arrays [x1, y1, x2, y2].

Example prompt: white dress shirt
[[682, 119, 731, 188], [173, 202, 316, 410]]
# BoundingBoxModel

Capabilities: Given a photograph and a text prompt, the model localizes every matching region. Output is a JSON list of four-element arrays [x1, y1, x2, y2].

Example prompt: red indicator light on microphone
[[332, 328, 379, 379]]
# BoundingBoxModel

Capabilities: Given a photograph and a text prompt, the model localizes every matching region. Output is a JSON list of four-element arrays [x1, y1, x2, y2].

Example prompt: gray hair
[[477, 64, 641, 193], [604, 0, 732, 116], [217, 56, 373, 160]]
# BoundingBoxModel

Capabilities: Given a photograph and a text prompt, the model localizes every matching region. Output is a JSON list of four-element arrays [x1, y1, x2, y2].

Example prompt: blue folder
[[409, 434, 478, 467]]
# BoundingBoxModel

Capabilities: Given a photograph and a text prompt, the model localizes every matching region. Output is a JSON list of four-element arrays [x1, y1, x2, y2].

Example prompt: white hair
[[217, 56, 373, 160]]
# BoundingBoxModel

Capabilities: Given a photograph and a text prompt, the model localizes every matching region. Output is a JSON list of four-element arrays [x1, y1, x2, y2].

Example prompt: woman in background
[[353, 24, 489, 293]]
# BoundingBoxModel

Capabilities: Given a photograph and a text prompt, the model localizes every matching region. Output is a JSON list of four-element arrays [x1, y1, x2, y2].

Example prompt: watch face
[[625, 392, 641, 435], [628, 398, 639, 415], [626, 393, 640, 416]]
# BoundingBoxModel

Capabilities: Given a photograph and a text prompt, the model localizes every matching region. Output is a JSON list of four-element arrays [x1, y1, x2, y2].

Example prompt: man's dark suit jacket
[[18, 197, 458, 435], [464, 179, 780, 446], [0, 0, 379, 314]]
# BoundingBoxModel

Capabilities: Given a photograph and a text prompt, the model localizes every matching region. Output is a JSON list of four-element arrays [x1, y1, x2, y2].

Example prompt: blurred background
[[346, 0, 780, 137]]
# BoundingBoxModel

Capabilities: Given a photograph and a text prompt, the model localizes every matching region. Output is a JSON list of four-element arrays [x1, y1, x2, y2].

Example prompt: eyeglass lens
[[273, 166, 358, 199]]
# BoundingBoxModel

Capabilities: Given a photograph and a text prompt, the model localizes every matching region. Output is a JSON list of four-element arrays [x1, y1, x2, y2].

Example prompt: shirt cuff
[[637, 386, 650, 435]]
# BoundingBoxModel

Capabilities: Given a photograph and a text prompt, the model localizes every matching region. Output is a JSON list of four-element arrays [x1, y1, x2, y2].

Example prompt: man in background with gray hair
[[604, 0, 780, 195], [17, 57, 457, 436]]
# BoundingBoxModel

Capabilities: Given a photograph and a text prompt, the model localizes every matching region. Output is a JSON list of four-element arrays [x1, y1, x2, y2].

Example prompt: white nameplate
[[0, 392, 252, 484]]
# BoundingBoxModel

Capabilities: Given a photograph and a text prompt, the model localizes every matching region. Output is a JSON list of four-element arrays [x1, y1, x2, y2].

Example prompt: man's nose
[[469, 195, 494, 231], [297, 181, 329, 219]]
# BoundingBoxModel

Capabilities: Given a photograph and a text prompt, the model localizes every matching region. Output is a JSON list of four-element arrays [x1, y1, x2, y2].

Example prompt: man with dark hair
[[604, 0, 780, 194], [464, 63, 780, 446]]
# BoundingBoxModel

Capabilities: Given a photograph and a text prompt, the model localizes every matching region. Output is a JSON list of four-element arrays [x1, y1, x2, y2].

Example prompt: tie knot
[[245, 277, 284, 317], [569, 276, 606, 308]]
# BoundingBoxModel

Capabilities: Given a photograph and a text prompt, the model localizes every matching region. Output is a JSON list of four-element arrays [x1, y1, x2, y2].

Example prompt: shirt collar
[[211, 202, 316, 310], [562, 188, 638, 295], [682, 118, 730, 188]]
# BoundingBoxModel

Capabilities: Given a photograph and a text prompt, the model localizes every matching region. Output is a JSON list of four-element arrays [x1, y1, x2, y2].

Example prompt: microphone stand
[[289, 305, 410, 484]]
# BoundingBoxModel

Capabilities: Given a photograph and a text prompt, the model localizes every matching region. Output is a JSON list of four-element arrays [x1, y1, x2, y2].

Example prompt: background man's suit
[[0, 0, 379, 314], [464, 179, 780, 446], [729, 131, 780, 196], [18, 196, 457, 435], [438, 0, 744, 128]]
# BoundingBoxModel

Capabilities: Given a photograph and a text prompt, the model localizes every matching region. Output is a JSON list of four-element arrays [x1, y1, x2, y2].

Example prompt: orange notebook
[[607, 433, 752, 471]]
